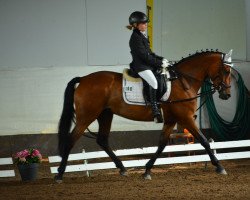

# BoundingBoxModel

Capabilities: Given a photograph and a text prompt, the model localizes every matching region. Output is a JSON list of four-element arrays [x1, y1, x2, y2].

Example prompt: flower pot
[[17, 163, 39, 181]]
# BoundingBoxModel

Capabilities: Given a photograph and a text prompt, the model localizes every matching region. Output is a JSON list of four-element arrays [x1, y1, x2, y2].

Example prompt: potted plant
[[14, 148, 42, 181]]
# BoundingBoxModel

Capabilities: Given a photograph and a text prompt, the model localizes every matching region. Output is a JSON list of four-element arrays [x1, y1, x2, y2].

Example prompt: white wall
[[86, 0, 141, 65], [0, 0, 249, 135], [0, 0, 87, 67], [0, 0, 146, 67], [153, 0, 246, 61], [0, 0, 160, 136]]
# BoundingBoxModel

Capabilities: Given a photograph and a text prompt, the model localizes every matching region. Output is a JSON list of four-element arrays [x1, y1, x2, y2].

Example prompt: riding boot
[[148, 86, 163, 123]]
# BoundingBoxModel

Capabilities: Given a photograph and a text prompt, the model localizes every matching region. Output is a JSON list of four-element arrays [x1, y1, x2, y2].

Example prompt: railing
[[49, 140, 250, 175], [0, 157, 15, 177]]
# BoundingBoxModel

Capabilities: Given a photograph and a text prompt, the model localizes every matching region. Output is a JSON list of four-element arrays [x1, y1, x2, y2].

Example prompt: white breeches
[[138, 70, 158, 89]]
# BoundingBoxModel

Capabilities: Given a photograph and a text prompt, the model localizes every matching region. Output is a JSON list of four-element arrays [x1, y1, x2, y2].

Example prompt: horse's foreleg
[[55, 124, 88, 183], [96, 109, 127, 176], [183, 120, 227, 175], [194, 130, 227, 175], [143, 122, 176, 180]]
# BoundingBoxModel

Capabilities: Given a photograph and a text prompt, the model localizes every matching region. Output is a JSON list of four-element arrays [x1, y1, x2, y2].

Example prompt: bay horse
[[55, 50, 232, 182]]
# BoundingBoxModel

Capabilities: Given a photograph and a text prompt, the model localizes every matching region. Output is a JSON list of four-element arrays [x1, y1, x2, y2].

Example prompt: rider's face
[[137, 22, 147, 32]]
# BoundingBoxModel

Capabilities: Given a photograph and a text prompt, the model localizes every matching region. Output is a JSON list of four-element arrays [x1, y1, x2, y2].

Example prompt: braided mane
[[172, 49, 223, 67]]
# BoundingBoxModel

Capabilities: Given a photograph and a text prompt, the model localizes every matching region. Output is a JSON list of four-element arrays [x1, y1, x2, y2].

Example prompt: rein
[[165, 68, 217, 104], [166, 86, 216, 104]]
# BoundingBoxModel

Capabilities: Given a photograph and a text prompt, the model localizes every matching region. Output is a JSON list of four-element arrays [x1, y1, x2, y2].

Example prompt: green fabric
[[200, 70, 250, 141]]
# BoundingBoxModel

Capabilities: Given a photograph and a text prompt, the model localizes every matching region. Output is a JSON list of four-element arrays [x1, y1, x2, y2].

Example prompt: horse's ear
[[227, 49, 233, 56], [224, 49, 233, 63]]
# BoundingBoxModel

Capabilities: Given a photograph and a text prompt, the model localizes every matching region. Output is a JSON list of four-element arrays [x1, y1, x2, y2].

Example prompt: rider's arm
[[130, 33, 163, 67]]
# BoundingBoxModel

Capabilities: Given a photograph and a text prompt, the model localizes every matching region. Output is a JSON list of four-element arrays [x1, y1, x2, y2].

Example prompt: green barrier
[[200, 69, 250, 141]]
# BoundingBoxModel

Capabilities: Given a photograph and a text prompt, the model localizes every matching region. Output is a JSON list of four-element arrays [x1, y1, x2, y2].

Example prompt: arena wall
[[0, 0, 249, 156]]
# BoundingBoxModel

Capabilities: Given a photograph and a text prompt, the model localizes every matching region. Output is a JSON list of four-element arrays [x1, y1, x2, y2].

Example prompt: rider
[[127, 11, 170, 123]]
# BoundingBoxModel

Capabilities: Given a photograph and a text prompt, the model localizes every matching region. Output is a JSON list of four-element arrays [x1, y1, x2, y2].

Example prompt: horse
[[55, 50, 232, 182]]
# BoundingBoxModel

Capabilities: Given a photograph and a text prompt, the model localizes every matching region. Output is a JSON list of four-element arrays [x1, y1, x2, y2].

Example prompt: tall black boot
[[148, 86, 163, 123]]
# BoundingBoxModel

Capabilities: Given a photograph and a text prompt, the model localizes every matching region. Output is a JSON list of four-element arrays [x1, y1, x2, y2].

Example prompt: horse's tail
[[58, 77, 81, 157]]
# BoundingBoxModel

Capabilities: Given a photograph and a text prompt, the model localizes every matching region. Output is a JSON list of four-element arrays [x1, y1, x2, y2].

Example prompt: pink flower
[[15, 149, 30, 159], [32, 149, 40, 156], [32, 149, 42, 159], [14, 148, 42, 164]]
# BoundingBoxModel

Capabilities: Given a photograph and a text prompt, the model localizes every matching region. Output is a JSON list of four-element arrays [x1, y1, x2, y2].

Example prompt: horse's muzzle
[[219, 91, 231, 100]]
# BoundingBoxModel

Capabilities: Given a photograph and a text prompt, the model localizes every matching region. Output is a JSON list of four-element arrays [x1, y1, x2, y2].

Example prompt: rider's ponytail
[[126, 23, 137, 30], [126, 25, 133, 30]]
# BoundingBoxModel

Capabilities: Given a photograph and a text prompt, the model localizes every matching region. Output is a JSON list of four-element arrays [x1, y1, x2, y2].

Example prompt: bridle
[[211, 75, 231, 92], [166, 52, 232, 104], [210, 53, 232, 92]]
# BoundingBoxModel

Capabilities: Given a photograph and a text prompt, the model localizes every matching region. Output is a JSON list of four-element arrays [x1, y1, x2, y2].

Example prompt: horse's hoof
[[55, 179, 63, 184], [54, 175, 63, 183], [216, 167, 227, 175], [120, 170, 128, 176], [143, 173, 152, 180]]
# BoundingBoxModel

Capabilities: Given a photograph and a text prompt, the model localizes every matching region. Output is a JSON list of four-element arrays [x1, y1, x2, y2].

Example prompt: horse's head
[[210, 49, 233, 100], [173, 50, 233, 101]]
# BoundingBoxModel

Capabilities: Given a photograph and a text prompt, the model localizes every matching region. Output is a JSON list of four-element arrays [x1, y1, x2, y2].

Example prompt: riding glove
[[161, 58, 170, 68]]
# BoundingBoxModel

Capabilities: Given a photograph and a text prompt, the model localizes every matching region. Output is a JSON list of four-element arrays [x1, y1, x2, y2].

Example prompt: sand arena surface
[[0, 159, 250, 200]]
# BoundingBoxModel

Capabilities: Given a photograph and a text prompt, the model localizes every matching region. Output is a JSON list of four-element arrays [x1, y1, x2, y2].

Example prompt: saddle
[[122, 68, 176, 105]]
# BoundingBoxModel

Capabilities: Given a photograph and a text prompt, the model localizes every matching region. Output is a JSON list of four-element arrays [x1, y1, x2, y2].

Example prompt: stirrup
[[153, 108, 163, 123], [154, 114, 163, 123]]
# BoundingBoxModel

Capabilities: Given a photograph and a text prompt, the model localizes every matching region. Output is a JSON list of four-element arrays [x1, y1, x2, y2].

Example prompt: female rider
[[127, 11, 169, 123]]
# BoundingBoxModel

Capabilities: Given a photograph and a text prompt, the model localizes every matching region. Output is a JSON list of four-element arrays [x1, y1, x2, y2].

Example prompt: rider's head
[[126, 11, 149, 31]]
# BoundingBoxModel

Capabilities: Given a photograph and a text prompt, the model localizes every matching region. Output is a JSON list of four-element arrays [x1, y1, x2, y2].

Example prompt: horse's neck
[[177, 54, 220, 92]]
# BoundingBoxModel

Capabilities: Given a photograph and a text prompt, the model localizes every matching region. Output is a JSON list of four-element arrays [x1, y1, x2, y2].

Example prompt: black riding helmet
[[129, 11, 149, 25]]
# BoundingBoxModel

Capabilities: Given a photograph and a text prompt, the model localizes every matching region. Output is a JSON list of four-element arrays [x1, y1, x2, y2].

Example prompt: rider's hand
[[161, 58, 170, 68]]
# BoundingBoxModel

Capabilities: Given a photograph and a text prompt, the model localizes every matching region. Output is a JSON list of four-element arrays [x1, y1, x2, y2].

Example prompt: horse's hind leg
[[143, 122, 176, 180], [55, 123, 89, 183], [96, 109, 127, 176]]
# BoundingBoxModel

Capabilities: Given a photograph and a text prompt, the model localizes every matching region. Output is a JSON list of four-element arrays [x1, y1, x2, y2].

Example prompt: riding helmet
[[129, 11, 149, 25]]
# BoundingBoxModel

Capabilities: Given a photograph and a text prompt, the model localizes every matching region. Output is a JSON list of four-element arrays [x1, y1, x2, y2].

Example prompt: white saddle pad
[[122, 69, 171, 105]]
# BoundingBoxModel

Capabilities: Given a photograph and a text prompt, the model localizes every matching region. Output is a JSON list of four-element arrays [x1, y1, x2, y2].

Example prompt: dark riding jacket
[[129, 28, 163, 73]]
